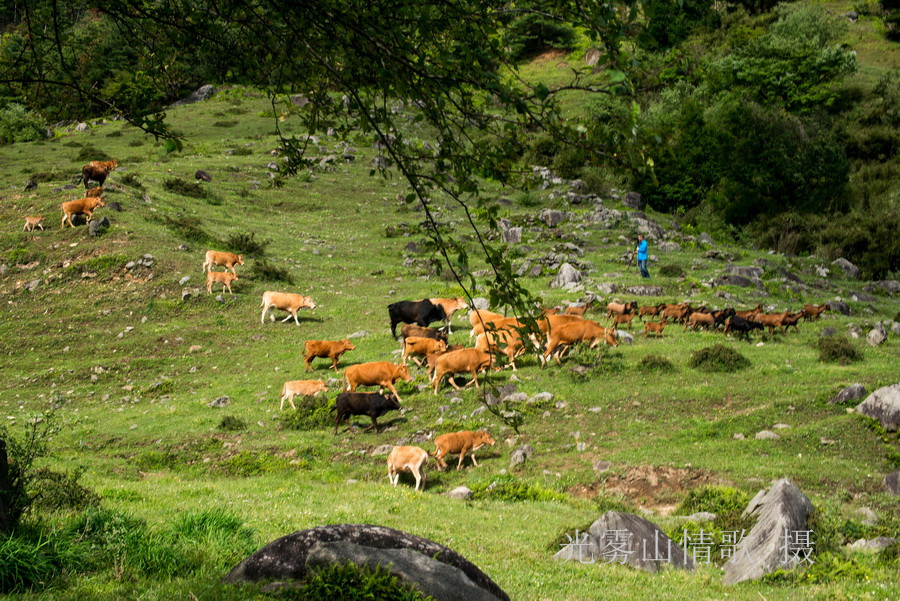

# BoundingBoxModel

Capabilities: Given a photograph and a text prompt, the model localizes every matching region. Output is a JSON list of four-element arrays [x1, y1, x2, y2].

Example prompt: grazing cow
[[606, 301, 638, 319], [803, 304, 828, 321], [344, 362, 412, 404], [85, 186, 104, 198], [735, 304, 763, 320], [206, 271, 238, 296], [279, 379, 327, 410], [402, 336, 447, 366], [304, 339, 355, 372], [431, 348, 492, 394], [542, 319, 618, 366], [387, 446, 429, 491], [89, 159, 119, 171], [475, 329, 529, 371], [611, 313, 637, 330], [724, 315, 763, 341], [23, 216, 44, 232], [260, 291, 316, 325], [429, 297, 469, 334], [332, 391, 401, 434], [400, 324, 448, 345], [468, 309, 506, 337], [639, 303, 667, 321], [80, 165, 111, 188], [754, 311, 790, 335], [388, 299, 446, 339], [423, 344, 465, 379], [430, 430, 495, 471], [202, 250, 244, 274], [684, 311, 715, 332], [565, 300, 594, 317], [60, 196, 105, 228], [780, 311, 804, 333], [643, 317, 669, 338], [661, 303, 692, 324]]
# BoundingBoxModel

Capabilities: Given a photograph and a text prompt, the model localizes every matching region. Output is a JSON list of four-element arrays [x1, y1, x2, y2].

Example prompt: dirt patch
[[570, 464, 718, 511], [531, 49, 568, 64]]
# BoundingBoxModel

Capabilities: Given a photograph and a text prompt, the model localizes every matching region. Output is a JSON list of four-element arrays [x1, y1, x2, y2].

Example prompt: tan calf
[[468, 309, 505, 337], [61, 196, 105, 228], [260, 291, 316, 325], [387, 446, 429, 491], [402, 336, 447, 366], [543, 319, 618, 367], [23, 216, 44, 232], [471, 316, 523, 338], [735, 304, 763, 320], [564, 300, 594, 317], [206, 271, 238, 295], [429, 297, 469, 334], [643, 318, 669, 338], [304, 339, 355, 372], [639, 303, 666, 320], [280, 379, 327, 410], [89, 159, 119, 171], [203, 250, 244, 274], [430, 430, 495, 471], [344, 361, 412, 404], [431, 348, 493, 394], [85, 186, 104, 198]]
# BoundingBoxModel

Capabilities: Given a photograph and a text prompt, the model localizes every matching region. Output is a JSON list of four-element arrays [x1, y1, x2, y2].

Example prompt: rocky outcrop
[[855, 383, 900, 431]]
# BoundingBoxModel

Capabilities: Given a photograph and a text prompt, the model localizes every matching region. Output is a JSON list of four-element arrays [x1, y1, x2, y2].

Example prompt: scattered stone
[[733, 433, 745, 440], [169, 84, 216, 108], [831, 257, 859, 279], [208, 396, 230, 407], [755, 430, 780, 440], [615, 330, 634, 344], [819, 327, 836, 337], [472, 297, 490, 310], [371, 444, 394, 457], [870, 280, 900, 295], [550, 263, 582, 289], [88, 217, 110, 237], [189, 345, 202, 353], [509, 445, 535, 468], [847, 537, 896, 552], [699, 232, 714, 245], [856, 507, 878, 526], [194, 170, 213, 182], [725, 264, 764, 279], [855, 383, 900, 431], [539, 209, 567, 227], [829, 300, 851, 315], [447, 486, 474, 501], [74, 122, 89, 132], [216, 295, 226, 303], [347, 330, 369, 339], [867, 327, 887, 347], [830, 384, 866, 405], [24, 178, 37, 191], [178, 276, 191, 286], [529, 392, 554, 404], [554, 511, 694, 572], [502, 227, 522, 244], [622, 191, 644, 210], [624, 285, 663, 296], [528, 264, 543, 278], [772, 423, 791, 430], [595, 283, 617, 295], [884, 470, 900, 496], [223, 524, 509, 601], [657, 241, 681, 252], [722, 479, 813, 584], [593, 460, 611, 473], [24, 279, 40, 291]]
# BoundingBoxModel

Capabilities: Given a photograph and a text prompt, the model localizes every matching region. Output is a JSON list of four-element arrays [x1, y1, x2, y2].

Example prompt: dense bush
[[641, 0, 716, 49], [0, 103, 46, 144], [163, 178, 208, 199], [217, 415, 247, 432], [504, 13, 576, 61], [470, 475, 569, 503], [249, 258, 294, 284], [75, 144, 112, 162], [817, 336, 863, 364], [225, 231, 269, 255], [29, 468, 100, 512], [278, 395, 335, 430], [689, 344, 751, 372], [637, 354, 676, 373], [658, 264, 686, 278]]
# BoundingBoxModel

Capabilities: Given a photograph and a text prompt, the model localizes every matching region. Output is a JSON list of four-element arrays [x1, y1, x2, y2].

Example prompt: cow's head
[[303, 296, 316, 309], [340, 339, 356, 351], [475, 430, 495, 446], [396, 364, 412, 382]]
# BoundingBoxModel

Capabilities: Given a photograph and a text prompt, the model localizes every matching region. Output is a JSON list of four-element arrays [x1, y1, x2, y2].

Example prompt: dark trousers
[[638, 259, 650, 279]]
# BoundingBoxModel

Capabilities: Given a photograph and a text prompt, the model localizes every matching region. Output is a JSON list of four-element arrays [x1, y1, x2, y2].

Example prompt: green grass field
[[1, 86, 898, 600]]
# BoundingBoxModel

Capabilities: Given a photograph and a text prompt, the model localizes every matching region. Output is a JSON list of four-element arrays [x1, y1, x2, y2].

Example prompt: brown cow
[[475, 329, 528, 371], [611, 313, 637, 330], [61, 196, 105, 228], [279, 379, 327, 410], [261, 291, 316, 325], [85, 186, 104, 198], [402, 336, 447, 366], [468, 309, 505, 337], [543, 319, 618, 367], [89, 159, 119, 171], [754, 311, 790, 335], [430, 430, 495, 471], [780, 311, 804, 333], [203, 250, 244, 274], [23, 216, 44, 232], [471, 316, 523, 338], [80, 165, 112, 188], [537, 313, 584, 335], [431, 348, 493, 394], [639, 303, 667, 320], [206, 271, 238, 296], [429, 297, 469, 334], [565, 300, 594, 317], [803, 304, 828, 321], [643, 318, 669, 338], [662, 303, 692, 324], [684, 311, 715, 332], [606, 301, 638, 319], [400, 324, 448, 345], [387, 446, 429, 491], [344, 361, 412, 404], [304, 339, 355, 372], [735, 304, 763, 320]]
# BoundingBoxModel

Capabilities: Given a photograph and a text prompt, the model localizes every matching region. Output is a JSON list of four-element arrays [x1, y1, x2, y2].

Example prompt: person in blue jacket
[[636, 234, 650, 279]]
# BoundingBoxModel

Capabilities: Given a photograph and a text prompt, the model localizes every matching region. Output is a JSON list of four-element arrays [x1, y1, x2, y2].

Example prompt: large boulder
[[501, 227, 522, 244], [725, 264, 764, 280], [867, 327, 887, 347], [550, 263, 582, 289], [723, 479, 813, 585], [868, 280, 900, 295], [622, 191, 644, 210], [855, 383, 900, 431], [716, 274, 757, 288], [657, 241, 681, 252], [88, 217, 111, 237], [828, 300, 851, 315], [624, 285, 664, 296], [831, 258, 859, 279], [539, 209, 567, 227], [169, 84, 216, 108], [224, 524, 509, 601], [829, 384, 866, 405], [554, 511, 694, 572], [884, 470, 900, 496]]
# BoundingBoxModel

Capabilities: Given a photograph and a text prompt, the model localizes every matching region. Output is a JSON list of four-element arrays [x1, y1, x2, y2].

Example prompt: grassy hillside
[[0, 88, 898, 600]]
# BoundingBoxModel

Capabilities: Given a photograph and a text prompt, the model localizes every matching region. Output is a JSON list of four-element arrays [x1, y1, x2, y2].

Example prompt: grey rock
[[658, 241, 681, 252], [24, 279, 40, 291], [554, 511, 694, 572], [224, 524, 509, 601], [828, 300, 851, 315], [850, 290, 877, 302], [447, 486, 474, 501], [855, 383, 900, 431], [624, 285, 663, 296], [530, 392, 554, 404], [867, 328, 886, 347], [831, 257, 859, 279], [870, 280, 900, 295], [815, 265, 830, 278], [216, 295, 226, 303], [596, 283, 617, 295], [371, 444, 394, 457], [819, 327, 836, 337], [179, 276, 191, 286], [755, 430, 780, 440], [24, 178, 37, 191], [726, 264, 764, 279], [723, 478, 813, 584], [194, 170, 213, 182], [716, 274, 756, 288], [510, 445, 534, 468], [502, 227, 522, 244], [884, 470, 900, 496], [208, 396, 230, 407], [502, 392, 529, 403], [169, 84, 215, 108], [540, 209, 567, 227], [847, 537, 896, 552], [892, 322, 900, 336], [528, 264, 543, 278], [683, 512, 717, 522], [856, 507, 878, 526], [593, 460, 611, 472], [615, 330, 634, 344], [290, 94, 309, 107], [305, 541, 501, 601], [622, 191, 644, 210], [372, 155, 392, 169], [0, 264, 8, 276], [88, 217, 110, 237], [472, 297, 490, 310], [829, 384, 866, 405], [106, 201, 123, 212], [550, 263, 582, 289], [699, 232, 714, 245], [347, 330, 369, 339], [74, 122, 89, 132], [631, 216, 664, 240]]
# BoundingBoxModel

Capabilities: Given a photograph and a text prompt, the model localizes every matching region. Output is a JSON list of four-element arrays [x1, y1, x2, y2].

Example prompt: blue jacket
[[637, 239, 648, 261]]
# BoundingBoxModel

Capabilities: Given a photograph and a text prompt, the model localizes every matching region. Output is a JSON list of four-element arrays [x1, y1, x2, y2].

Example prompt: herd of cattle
[[19, 158, 833, 491]]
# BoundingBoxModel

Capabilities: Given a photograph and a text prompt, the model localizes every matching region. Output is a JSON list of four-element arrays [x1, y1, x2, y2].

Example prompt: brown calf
[[261, 291, 316, 325], [431, 348, 493, 394], [280, 379, 327, 410], [23, 216, 44, 232], [612, 313, 637, 330], [61, 196, 105, 228], [430, 430, 495, 471], [643, 318, 669, 338], [429, 297, 469, 334], [543, 319, 618, 367], [206, 271, 238, 295], [402, 336, 447, 366], [606, 301, 638, 319], [304, 339, 355, 372], [344, 361, 412, 404], [803, 304, 828, 321], [203, 250, 244, 274]]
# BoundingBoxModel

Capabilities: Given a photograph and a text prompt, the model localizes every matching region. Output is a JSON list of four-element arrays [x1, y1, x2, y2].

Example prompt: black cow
[[388, 300, 446, 339], [712, 308, 736, 329], [724, 315, 763, 341], [331, 391, 401, 434]]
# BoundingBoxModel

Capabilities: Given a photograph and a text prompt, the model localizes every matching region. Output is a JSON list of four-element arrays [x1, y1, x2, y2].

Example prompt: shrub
[[118, 172, 144, 189], [250, 259, 294, 283], [676, 485, 751, 525], [231, 146, 254, 156], [504, 13, 577, 61], [29, 468, 100, 512], [689, 344, 750, 372], [658, 264, 685, 277], [217, 415, 247, 432], [470, 475, 569, 503], [638, 354, 675, 373], [163, 178, 208, 199], [525, 133, 559, 166], [0, 103, 46, 144], [278, 396, 334, 430], [0, 414, 59, 533], [225, 231, 269, 255], [105, 130, 123, 137], [75, 145, 112, 162], [128, 139, 145, 147], [29, 170, 67, 183], [212, 120, 239, 128], [817, 336, 863, 364]]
